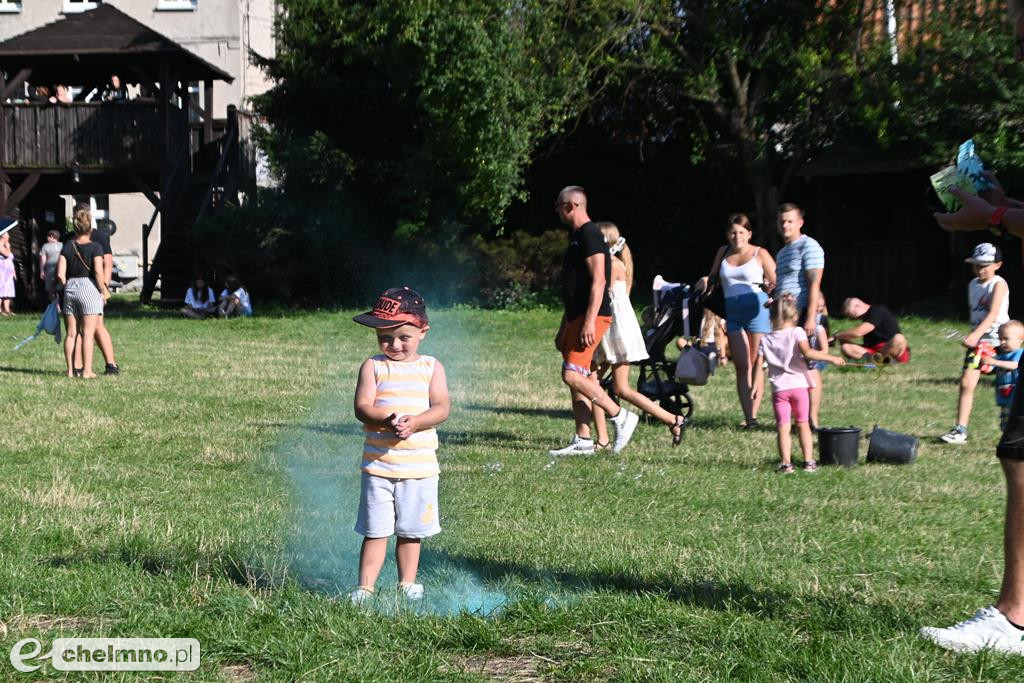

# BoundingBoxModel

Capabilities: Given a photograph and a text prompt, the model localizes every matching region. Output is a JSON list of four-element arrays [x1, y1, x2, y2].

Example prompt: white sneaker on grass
[[920, 606, 1024, 654], [610, 409, 639, 454], [549, 435, 595, 457], [398, 583, 424, 600], [349, 587, 374, 606], [940, 426, 968, 444]]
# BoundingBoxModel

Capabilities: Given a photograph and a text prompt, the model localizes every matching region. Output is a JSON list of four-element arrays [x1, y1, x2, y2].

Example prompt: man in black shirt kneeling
[[834, 297, 910, 364]]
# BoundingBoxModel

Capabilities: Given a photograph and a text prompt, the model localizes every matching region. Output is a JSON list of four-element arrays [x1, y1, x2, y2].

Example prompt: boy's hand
[[393, 414, 418, 439], [831, 355, 846, 367]]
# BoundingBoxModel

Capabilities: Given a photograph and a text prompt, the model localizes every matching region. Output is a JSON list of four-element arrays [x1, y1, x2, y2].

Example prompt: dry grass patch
[[445, 654, 548, 682], [0, 614, 94, 635], [16, 470, 98, 509], [220, 663, 257, 681], [199, 445, 252, 465]]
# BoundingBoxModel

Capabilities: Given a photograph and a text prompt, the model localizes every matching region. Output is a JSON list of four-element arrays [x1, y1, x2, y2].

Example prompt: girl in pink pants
[[759, 296, 845, 473]]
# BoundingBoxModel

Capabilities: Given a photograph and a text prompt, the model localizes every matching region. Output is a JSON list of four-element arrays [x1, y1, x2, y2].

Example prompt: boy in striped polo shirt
[[350, 287, 450, 604]]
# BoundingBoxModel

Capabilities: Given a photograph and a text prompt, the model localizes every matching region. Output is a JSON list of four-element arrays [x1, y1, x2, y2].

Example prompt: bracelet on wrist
[[989, 206, 1009, 236]]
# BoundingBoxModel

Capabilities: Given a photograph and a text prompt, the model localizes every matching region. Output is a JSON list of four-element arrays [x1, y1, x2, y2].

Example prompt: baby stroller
[[600, 275, 695, 419]]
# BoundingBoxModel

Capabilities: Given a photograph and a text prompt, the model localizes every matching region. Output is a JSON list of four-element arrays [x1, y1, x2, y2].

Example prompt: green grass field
[[0, 304, 1020, 681]]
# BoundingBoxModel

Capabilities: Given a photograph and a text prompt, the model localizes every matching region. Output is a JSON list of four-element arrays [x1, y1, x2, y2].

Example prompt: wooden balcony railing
[[2, 102, 166, 171]]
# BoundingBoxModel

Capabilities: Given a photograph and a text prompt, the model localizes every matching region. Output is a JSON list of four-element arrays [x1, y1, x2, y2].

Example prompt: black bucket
[[866, 426, 918, 464], [818, 427, 861, 466]]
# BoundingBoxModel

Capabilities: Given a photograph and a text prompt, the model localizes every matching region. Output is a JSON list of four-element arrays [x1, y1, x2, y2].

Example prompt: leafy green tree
[[253, 0, 632, 235], [604, 0, 897, 231]]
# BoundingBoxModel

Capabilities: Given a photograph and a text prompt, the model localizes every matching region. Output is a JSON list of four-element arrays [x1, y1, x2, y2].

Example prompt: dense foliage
[[215, 0, 1024, 307]]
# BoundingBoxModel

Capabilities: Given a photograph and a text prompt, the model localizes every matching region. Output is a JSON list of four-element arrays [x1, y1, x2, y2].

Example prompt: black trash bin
[[818, 427, 861, 466], [866, 426, 918, 464]]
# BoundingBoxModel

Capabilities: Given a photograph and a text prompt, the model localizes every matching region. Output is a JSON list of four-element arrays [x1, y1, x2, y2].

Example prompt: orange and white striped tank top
[[362, 354, 440, 479]]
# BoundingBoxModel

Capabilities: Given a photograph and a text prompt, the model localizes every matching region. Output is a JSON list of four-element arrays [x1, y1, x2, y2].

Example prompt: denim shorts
[[725, 291, 770, 334]]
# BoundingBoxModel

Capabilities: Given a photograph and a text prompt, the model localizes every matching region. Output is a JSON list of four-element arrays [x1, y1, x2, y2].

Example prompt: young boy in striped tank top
[[350, 287, 450, 604]]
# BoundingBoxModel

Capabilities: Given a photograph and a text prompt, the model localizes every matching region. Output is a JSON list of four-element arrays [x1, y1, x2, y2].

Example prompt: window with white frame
[[0, 0, 21, 13], [63, 0, 100, 13], [156, 0, 196, 10]]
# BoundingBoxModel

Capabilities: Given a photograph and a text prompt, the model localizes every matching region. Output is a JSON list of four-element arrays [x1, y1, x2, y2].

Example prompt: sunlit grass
[[0, 306, 1018, 680]]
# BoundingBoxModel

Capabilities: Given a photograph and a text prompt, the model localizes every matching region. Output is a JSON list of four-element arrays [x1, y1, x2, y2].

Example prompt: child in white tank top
[[941, 244, 1011, 444]]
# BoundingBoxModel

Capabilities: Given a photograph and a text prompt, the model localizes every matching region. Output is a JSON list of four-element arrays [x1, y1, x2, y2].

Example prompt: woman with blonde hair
[[592, 222, 687, 448], [56, 205, 108, 377]]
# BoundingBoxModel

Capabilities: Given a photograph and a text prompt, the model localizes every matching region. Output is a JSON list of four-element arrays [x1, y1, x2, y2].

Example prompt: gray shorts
[[354, 472, 441, 539], [63, 277, 104, 317]]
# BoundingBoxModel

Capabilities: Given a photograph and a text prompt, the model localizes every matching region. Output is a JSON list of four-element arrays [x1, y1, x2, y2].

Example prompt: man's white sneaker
[[349, 587, 374, 606], [398, 582, 424, 600], [920, 606, 1024, 654], [610, 409, 639, 454], [549, 435, 595, 457], [940, 426, 968, 444]]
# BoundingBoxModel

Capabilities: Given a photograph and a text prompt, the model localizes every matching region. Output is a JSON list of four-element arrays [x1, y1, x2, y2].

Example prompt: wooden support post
[[0, 66, 32, 102], [202, 79, 214, 172], [129, 173, 160, 208], [0, 173, 40, 215]]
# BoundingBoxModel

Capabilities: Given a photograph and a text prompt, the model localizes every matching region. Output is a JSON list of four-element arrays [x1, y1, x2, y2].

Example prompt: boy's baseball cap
[[353, 286, 428, 328], [965, 243, 1004, 265]]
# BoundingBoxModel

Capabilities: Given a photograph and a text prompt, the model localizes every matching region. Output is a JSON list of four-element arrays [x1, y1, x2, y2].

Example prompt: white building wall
[[0, 1, 276, 282]]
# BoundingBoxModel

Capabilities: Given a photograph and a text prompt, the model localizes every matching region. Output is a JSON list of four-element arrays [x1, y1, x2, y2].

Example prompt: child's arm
[[965, 279, 1009, 347], [799, 339, 846, 366], [353, 359, 395, 428], [814, 326, 828, 351], [988, 357, 1020, 371], [833, 321, 874, 343], [394, 361, 450, 439]]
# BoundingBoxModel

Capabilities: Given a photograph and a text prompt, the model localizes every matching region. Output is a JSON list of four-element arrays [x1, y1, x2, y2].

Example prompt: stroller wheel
[[661, 393, 694, 420]]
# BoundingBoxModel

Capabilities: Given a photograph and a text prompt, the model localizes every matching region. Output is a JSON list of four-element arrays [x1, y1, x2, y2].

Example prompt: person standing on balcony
[[102, 74, 127, 103]]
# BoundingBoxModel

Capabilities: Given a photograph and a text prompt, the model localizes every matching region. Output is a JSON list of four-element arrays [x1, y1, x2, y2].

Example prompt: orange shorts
[[560, 315, 613, 375]]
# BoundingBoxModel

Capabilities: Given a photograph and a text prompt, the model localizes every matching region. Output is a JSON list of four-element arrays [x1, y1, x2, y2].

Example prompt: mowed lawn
[[0, 303, 1020, 681]]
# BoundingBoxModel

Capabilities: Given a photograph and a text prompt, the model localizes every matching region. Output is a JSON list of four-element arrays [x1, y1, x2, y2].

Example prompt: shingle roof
[[0, 4, 232, 82]]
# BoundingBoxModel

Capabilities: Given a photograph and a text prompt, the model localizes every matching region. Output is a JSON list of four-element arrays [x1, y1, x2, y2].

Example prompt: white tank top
[[719, 248, 765, 298], [968, 274, 1009, 341]]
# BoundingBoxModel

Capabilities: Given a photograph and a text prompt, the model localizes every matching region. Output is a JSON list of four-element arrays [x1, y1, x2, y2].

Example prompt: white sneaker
[[398, 582, 424, 600], [610, 409, 639, 454], [920, 606, 1024, 654], [549, 435, 595, 456], [940, 426, 968, 444], [349, 587, 374, 606]]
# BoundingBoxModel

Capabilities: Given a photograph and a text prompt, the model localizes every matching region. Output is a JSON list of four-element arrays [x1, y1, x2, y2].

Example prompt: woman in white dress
[[593, 223, 687, 448]]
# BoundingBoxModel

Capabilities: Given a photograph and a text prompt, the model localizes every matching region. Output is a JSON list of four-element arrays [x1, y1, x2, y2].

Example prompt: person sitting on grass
[[218, 276, 253, 318], [940, 243, 1010, 444], [834, 297, 910, 364], [349, 287, 449, 605], [181, 276, 218, 319], [760, 295, 845, 474], [991, 320, 1024, 432]]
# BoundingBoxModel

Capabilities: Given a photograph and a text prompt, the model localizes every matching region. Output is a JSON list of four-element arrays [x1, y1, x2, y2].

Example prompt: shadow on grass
[[464, 404, 567, 420], [440, 430, 541, 448], [913, 378, 959, 386], [253, 420, 363, 437], [39, 539, 914, 629], [0, 365, 61, 376], [419, 548, 915, 628]]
